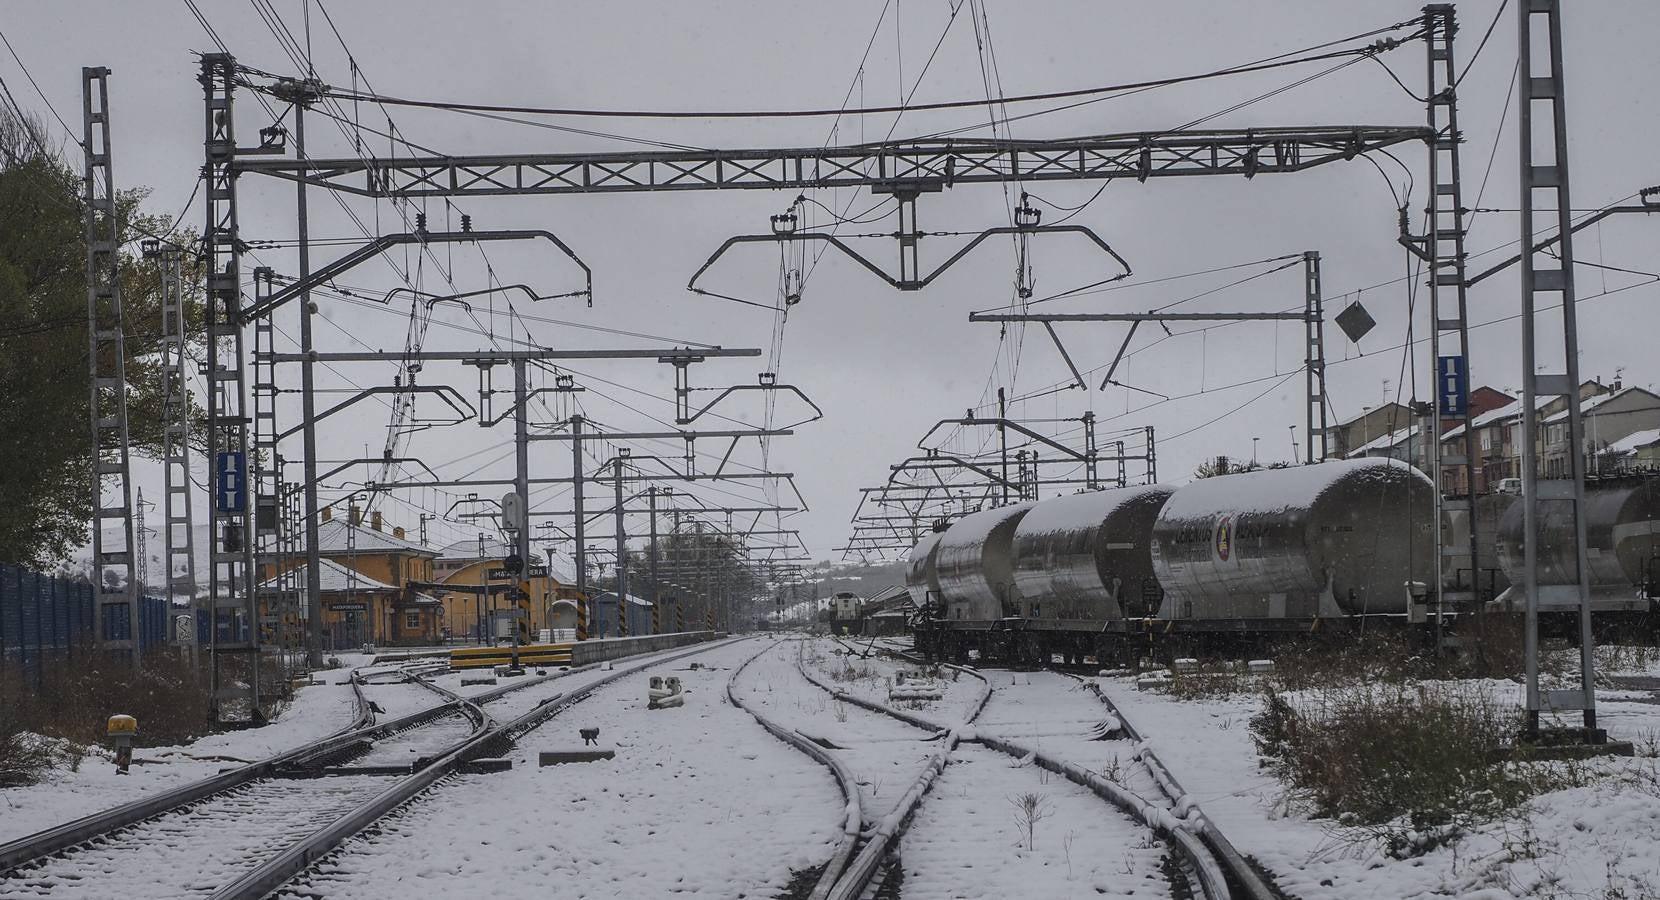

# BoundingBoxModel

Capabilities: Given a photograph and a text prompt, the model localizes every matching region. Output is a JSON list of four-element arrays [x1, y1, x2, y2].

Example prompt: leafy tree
[[0, 108, 204, 568]]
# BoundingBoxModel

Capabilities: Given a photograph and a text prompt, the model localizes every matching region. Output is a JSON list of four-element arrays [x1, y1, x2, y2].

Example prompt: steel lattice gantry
[[204, 53, 1439, 662], [202, 55, 262, 722], [232, 125, 1431, 197], [81, 67, 140, 666], [144, 240, 198, 664], [1516, 0, 1598, 739]]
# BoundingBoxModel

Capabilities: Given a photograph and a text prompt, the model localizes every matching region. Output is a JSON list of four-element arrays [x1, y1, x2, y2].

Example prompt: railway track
[[807, 635, 1245, 899], [0, 637, 730, 899], [852, 637, 1278, 899]]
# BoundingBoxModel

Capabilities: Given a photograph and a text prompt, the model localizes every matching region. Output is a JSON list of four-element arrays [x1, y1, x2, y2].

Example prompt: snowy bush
[[1249, 681, 1559, 858], [0, 724, 82, 787]]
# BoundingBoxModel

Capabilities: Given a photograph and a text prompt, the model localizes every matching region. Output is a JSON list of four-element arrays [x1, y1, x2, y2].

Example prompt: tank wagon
[[1151, 459, 1435, 621], [910, 458, 1449, 665], [932, 502, 1033, 622], [1494, 476, 1660, 626]]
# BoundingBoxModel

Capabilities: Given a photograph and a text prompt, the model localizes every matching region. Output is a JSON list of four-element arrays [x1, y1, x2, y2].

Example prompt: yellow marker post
[[107, 714, 137, 775]]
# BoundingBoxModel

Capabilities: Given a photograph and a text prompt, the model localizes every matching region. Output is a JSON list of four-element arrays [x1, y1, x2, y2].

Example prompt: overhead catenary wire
[[307, 35, 1411, 122]]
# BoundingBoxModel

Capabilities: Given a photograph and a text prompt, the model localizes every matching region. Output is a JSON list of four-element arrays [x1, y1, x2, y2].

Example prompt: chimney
[[393, 526, 406, 540], [371, 511, 383, 532], [321, 506, 332, 523], [348, 504, 361, 526]]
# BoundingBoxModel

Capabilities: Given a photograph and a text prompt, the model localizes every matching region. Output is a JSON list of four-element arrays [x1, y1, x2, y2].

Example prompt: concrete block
[[1171, 658, 1199, 674], [539, 749, 616, 765], [462, 757, 513, 774], [1248, 659, 1275, 674], [461, 675, 498, 686]]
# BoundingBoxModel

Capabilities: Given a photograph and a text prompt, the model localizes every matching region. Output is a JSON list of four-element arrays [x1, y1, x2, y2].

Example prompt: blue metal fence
[[1, 563, 172, 682]]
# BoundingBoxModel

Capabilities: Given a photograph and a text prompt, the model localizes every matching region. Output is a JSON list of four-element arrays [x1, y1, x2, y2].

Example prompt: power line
[[0, 26, 79, 146], [308, 38, 1404, 122]]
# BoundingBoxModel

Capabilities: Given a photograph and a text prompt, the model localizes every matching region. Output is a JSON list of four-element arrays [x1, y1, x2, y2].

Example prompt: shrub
[[3, 652, 215, 749], [1251, 681, 1547, 857], [0, 724, 71, 787]]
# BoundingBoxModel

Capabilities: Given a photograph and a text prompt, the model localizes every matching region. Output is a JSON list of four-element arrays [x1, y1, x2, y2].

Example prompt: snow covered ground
[[1093, 666, 1660, 899], [900, 743, 1170, 900], [737, 638, 949, 825], [792, 638, 1180, 899], [9, 633, 1656, 898], [0, 669, 369, 843], [280, 636, 842, 899]]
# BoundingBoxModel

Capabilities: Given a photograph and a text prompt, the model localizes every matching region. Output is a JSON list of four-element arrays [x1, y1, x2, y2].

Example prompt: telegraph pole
[[571, 415, 587, 636], [286, 78, 327, 668], [512, 359, 533, 650], [613, 450, 629, 636], [648, 487, 661, 634]]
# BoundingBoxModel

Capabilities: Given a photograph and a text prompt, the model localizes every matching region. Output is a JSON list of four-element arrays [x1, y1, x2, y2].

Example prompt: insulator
[[415, 212, 427, 232], [461, 214, 472, 232]]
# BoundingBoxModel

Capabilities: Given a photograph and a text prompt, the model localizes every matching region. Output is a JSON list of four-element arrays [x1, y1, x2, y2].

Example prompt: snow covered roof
[[317, 518, 437, 557], [1605, 427, 1660, 456], [258, 557, 398, 593], [1441, 400, 1524, 440], [437, 537, 515, 560], [1345, 425, 1418, 458], [1544, 386, 1656, 423]]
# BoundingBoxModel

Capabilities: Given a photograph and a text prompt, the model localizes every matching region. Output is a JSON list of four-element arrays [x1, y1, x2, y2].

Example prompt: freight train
[[905, 457, 1660, 665]]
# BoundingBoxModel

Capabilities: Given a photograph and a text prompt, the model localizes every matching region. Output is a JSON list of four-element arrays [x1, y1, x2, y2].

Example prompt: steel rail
[[726, 639, 863, 900], [215, 635, 737, 899], [0, 668, 375, 872], [815, 639, 1230, 899], [1058, 671, 1276, 900], [0, 640, 708, 878], [791, 641, 991, 900]]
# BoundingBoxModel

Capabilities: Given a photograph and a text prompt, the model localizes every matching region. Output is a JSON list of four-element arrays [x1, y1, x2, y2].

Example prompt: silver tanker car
[[1495, 477, 1660, 613], [1010, 484, 1175, 621], [930, 502, 1033, 622], [904, 530, 946, 609], [1150, 458, 1436, 620]]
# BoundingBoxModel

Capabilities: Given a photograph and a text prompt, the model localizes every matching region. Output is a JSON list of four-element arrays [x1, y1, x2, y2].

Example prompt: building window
[[405, 611, 421, 630], [1480, 432, 1492, 452]]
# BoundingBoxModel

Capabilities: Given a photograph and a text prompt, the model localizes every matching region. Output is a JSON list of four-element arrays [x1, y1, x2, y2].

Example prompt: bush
[[0, 724, 72, 787], [3, 652, 215, 749], [1250, 681, 1549, 857]]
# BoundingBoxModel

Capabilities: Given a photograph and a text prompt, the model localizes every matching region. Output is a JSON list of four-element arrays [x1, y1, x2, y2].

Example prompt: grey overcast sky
[[7, 1, 1660, 573]]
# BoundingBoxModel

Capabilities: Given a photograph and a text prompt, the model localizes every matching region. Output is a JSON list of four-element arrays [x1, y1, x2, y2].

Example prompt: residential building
[[257, 557, 442, 649], [1543, 385, 1660, 477], [1322, 402, 1414, 459], [430, 537, 579, 642], [1345, 424, 1419, 462], [258, 505, 443, 648], [1600, 428, 1660, 472], [1439, 380, 1616, 492]]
